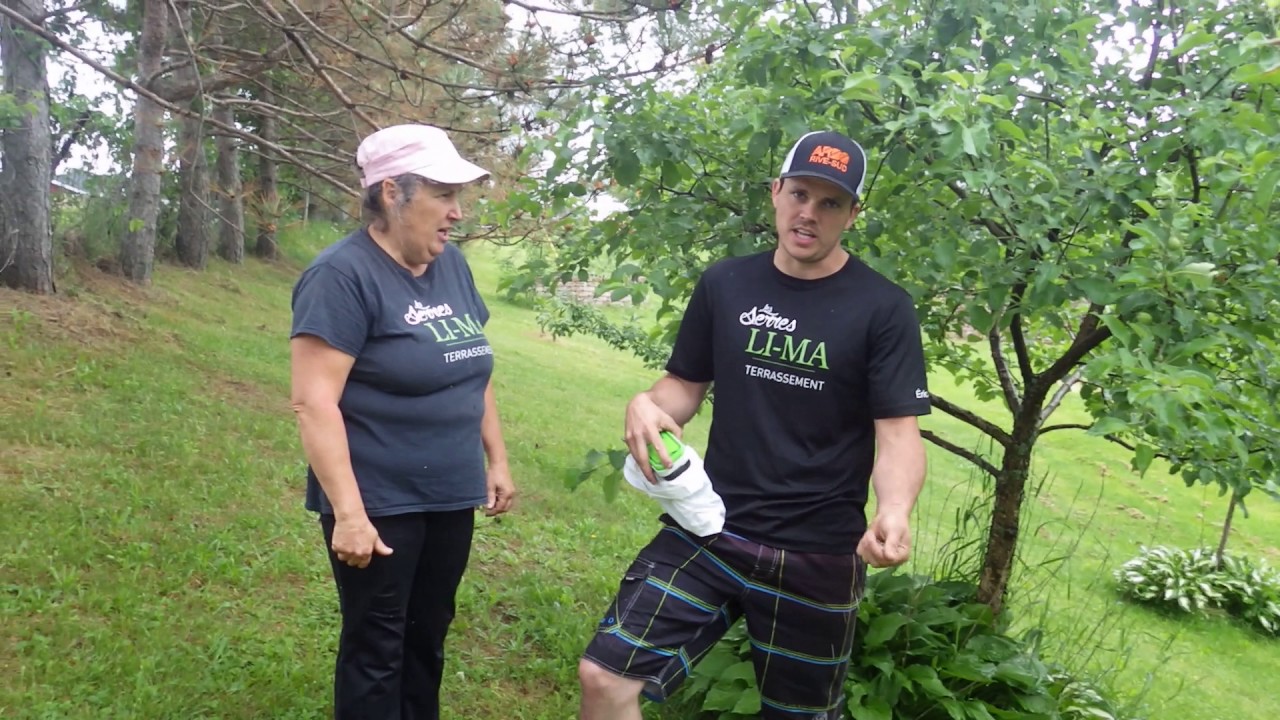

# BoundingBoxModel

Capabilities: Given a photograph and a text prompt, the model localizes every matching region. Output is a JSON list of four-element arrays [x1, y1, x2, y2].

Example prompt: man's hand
[[857, 512, 912, 568], [624, 392, 682, 483], [332, 514, 394, 569], [484, 462, 516, 517]]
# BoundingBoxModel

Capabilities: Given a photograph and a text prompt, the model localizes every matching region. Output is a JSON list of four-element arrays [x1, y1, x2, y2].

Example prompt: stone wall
[[547, 277, 631, 306]]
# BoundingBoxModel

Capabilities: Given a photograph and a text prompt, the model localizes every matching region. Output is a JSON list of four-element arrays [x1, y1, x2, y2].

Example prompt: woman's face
[[383, 178, 464, 267]]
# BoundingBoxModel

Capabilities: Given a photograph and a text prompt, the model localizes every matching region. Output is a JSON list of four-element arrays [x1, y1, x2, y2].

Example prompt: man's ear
[[846, 204, 861, 230]]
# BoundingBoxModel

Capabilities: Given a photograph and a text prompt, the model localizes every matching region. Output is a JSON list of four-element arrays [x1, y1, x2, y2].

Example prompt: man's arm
[[647, 373, 710, 426], [858, 416, 927, 568], [624, 373, 711, 482]]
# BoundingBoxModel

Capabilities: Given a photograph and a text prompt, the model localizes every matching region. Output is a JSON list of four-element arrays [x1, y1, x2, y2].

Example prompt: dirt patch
[[1, 267, 154, 347], [1115, 505, 1147, 521], [206, 375, 291, 417]]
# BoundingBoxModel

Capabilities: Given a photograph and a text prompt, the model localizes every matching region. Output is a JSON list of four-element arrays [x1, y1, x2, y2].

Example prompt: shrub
[[1115, 546, 1280, 636], [678, 570, 1138, 720]]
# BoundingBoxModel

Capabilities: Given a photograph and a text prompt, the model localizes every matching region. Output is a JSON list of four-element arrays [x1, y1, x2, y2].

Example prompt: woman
[[289, 124, 515, 719]]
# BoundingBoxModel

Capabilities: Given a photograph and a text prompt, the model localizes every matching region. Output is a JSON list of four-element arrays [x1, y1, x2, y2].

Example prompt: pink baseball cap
[[356, 124, 490, 188]]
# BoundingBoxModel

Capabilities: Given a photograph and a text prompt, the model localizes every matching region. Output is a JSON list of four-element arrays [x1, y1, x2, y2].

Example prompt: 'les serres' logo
[[404, 301, 453, 325], [739, 304, 797, 332]]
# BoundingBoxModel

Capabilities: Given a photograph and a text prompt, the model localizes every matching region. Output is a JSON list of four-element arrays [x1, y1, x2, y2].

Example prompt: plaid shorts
[[582, 525, 866, 720]]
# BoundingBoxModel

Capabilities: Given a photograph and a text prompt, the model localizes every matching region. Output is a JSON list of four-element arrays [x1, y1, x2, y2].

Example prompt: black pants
[[320, 510, 475, 720]]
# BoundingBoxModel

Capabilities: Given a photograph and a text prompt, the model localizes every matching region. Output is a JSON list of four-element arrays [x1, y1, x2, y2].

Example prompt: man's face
[[770, 176, 859, 277]]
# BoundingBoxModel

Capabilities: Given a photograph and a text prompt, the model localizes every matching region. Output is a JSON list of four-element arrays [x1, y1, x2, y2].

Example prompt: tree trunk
[[0, 0, 54, 294], [174, 107, 210, 269], [1214, 492, 1239, 570], [976, 412, 1039, 613], [254, 83, 279, 260], [119, 0, 169, 284], [171, 2, 209, 270], [213, 104, 245, 264], [977, 452, 1031, 613]]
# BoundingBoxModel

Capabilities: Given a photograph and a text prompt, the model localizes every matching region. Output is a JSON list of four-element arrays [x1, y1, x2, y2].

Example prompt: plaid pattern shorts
[[582, 525, 866, 720]]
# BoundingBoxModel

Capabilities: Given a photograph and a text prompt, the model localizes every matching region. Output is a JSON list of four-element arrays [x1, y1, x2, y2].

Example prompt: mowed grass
[[0, 233, 1276, 719]]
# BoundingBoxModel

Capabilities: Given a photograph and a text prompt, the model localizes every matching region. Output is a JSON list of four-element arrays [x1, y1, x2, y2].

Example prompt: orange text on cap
[[808, 145, 850, 172]]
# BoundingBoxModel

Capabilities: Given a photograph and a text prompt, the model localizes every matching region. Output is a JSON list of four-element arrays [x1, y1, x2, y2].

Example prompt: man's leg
[[321, 513, 427, 720], [578, 659, 646, 720], [741, 544, 865, 720], [400, 509, 475, 720], [579, 526, 744, 720]]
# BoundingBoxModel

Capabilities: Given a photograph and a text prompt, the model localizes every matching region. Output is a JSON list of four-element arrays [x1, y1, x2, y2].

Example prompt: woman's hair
[[362, 173, 427, 228]]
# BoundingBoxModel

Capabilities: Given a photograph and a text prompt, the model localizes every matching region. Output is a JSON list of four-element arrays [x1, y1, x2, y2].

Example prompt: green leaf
[[1088, 417, 1128, 436], [903, 665, 953, 698], [721, 660, 755, 682], [1255, 169, 1280, 210], [701, 684, 740, 711], [850, 696, 893, 720], [612, 148, 640, 186], [1073, 276, 1116, 304], [1133, 444, 1156, 475], [961, 126, 978, 156], [994, 119, 1028, 143], [731, 686, 762, 714], [1171, 30, 1216, 57], [966, 304, 995, 333], [862, 612, 911, 647], [602, 470, 620, 502], [887, 145, 911, 173], [941, 653, 996, 682]]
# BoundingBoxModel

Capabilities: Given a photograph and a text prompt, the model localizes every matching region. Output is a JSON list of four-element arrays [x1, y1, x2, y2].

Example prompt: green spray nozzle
[[648, 431, 685, 471]]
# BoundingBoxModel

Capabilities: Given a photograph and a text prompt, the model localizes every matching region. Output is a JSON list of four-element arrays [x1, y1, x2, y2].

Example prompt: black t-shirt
[[666, 251, 931, 553], [291, 230, 493, 516]]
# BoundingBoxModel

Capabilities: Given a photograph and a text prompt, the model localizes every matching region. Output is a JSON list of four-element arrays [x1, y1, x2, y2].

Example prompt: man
[[577, 131, 931, 720]]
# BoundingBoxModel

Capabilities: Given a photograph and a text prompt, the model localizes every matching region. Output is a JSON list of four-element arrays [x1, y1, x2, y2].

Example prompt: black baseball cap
[[778, 131, 868, 204]]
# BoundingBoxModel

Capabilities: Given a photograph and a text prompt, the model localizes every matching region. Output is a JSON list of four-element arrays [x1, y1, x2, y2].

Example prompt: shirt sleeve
[[867, 291, 931, 418], [290, 264, 370, 358], [665, 275, 715, 383]]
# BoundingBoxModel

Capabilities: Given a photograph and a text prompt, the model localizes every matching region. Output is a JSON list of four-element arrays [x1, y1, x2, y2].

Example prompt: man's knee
[[578, 658, 644, 701]]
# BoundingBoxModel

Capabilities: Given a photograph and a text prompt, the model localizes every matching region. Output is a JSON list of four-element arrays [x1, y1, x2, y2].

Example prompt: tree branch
[[1075, 302, 1105, 349], [921, 430, 1000, 478], [1041, 327, 1112, 387], [1186, 140, 1201, 203], [1020, 92, 1066, 108], [0, 4, 355, 196], [1009, 302, 1033, 384], [254, 2, 377, 131], [1139, 0, 1165, 91], [504, 0, 663, 22], [988, 327, 1023, 414], [1037, 423, 1176, 462], [1040, 365, 1086, 424], [149, 43, 291, 101], [931, 394, 1013, 447], [1038, 423, 1091, 434], [51, 109, 92, 175]]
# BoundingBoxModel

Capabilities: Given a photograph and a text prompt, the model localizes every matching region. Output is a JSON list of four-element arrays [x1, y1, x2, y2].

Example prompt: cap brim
[[409, 157, 490, 185], [779, 171, 859, 201]]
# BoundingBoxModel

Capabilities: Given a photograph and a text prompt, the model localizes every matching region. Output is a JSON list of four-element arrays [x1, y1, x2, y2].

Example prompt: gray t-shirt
[[291, 229, 494, 515]]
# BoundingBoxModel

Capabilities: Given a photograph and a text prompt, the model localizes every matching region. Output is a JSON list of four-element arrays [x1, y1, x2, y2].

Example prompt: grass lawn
[[1, 233, 1276, 719]]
